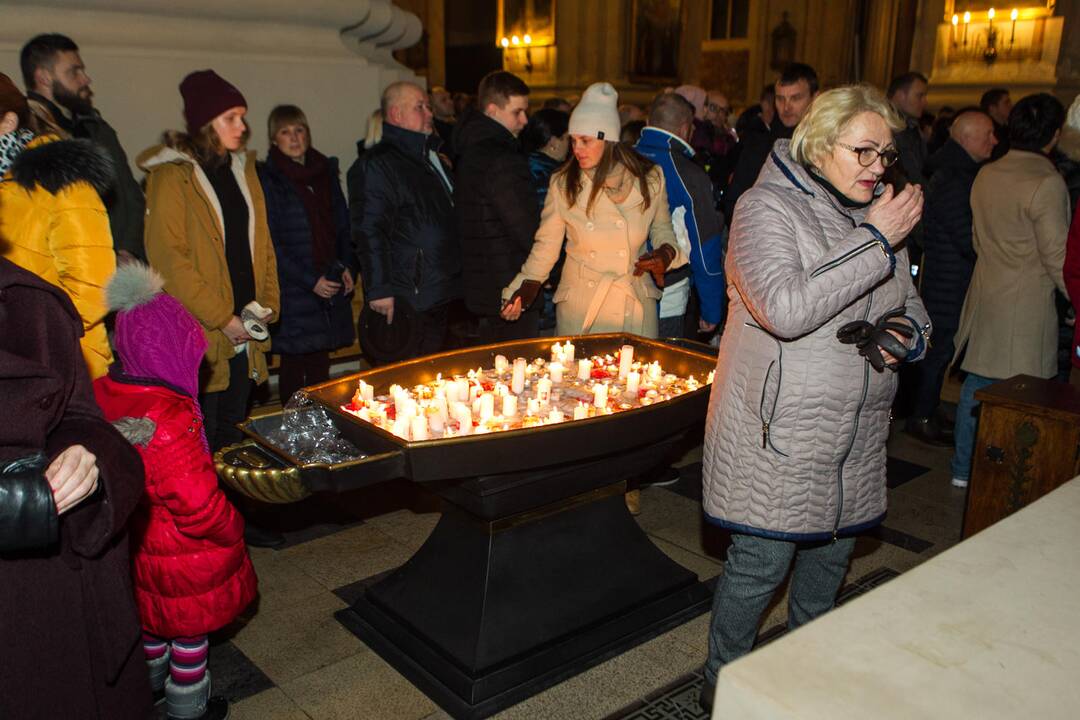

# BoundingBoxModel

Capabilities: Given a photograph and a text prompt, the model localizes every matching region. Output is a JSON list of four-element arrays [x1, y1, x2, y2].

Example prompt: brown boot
[[625, 489, 641, 516]]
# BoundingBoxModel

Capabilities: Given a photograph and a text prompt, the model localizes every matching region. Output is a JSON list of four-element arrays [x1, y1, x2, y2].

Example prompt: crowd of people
[[1, 29, 1078, 720]]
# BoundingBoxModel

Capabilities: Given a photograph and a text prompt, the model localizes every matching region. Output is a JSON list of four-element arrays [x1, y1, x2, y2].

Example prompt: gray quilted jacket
[[703, 141, 930, 541]]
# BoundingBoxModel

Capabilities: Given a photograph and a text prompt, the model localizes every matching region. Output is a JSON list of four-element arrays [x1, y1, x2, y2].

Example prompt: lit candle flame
[[988, 8, 995, 20], [952, 14, 959, 26], [963, 11, 971, 23], [1011, 8, 1018, 21], [500, 36, 509, 48], [511, 35, 520, 45], [523, 34, 532, 45]]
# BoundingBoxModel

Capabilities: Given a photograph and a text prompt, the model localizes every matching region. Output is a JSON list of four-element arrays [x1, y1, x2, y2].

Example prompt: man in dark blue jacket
[[635, 92, 726, 336], [906, 108, 998, 445], [348, 81, 460, 358]]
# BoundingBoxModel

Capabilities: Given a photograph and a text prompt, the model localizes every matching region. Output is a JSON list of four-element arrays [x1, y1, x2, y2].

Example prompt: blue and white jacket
[[635, 127, 726, 325]]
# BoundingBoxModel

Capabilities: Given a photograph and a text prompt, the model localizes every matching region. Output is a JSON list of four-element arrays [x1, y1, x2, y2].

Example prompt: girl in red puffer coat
[[93, 263, 256, 720]]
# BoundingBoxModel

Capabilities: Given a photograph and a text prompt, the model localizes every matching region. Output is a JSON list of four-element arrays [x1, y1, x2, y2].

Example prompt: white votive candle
[[502, 394, 518, 417], [648, 361, 662, 381], [429, 411, 445, 434], [495, 354, 509, 373], [626, 370, 640, 395], [527, 398, 541, 416], [512, 357, 527, 394], [592, 383, 608, 408], [551, 342, 562, 363], [577, 359, 592, 380], [619, 345, 634, 379], [392, 416, 410, 439], [564, 341, 575, 363], [573, 402, 589, 421], [536, 377, 552, 405], [549, 362, 564, 384], [479, 393, 495, 421], [548, 409, 564, 424], [410, 415, 429, 441], [358, 380, 375, 405]]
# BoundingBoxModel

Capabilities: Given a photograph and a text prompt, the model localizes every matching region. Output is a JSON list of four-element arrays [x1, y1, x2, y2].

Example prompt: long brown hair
[[558, 141, 656, 216], [162, 119, 251, 166]]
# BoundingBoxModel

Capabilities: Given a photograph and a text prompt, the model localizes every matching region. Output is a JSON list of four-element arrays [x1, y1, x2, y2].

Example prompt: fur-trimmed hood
[[10, 135, 114, 197]]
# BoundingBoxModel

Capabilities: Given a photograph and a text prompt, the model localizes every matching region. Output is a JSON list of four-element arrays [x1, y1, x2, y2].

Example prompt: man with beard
[[722, 63, 818, 225], [21, 34, 145, 263]]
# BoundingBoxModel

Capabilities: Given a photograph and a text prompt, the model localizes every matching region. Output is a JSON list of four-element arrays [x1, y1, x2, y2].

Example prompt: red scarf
[[269, 146, 336, 272]]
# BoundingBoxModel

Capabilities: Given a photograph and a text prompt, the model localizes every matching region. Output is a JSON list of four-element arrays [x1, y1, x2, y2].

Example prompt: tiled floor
[[202, 423, 966, 720]]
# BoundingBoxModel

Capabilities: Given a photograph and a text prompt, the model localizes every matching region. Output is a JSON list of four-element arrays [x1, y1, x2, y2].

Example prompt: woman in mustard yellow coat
[[139, 70, 279, 454], [0, 73, 115, 379]]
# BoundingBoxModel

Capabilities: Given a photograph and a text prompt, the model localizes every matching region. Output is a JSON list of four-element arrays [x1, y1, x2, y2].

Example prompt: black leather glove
[[0, 453, 58, 552], [633, 244, 677, 288], [837, 306, 913, 372], [504, 279, 543, 312]]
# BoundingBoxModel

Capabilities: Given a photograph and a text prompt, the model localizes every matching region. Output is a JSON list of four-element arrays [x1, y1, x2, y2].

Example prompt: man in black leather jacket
[[453, 71, 541, 343], [349, 81, 461, 358]]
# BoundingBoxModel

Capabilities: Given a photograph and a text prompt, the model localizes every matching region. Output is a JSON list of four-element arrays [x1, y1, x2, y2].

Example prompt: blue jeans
[[950, 373, 998, 481], [704, 532, 856, 683]]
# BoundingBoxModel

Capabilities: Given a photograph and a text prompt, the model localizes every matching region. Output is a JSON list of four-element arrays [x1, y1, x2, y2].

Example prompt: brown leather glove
[[502, 279, 543, 314], [633, 244, 677, 288]]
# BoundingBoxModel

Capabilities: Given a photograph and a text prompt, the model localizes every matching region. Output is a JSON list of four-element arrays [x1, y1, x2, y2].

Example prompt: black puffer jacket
[[347, 124, 460, 312], [453, 111, 540, 316], [920, 139, 980, 329], [721, 121, 793, 226]]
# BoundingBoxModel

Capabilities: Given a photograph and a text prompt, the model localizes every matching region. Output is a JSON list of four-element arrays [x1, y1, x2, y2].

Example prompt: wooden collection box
[[963, 375, 1080, 538]]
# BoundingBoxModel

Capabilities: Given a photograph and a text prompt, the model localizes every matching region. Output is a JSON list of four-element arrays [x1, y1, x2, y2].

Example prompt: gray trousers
[[704, 532, 856, 683]]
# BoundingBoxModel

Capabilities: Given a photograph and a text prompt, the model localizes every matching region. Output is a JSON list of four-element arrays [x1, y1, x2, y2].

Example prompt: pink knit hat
[[675, 85, 707, 120], [107, 264, 207, 400]]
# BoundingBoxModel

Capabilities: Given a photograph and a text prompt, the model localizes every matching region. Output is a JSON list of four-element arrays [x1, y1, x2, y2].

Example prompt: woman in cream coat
[[501, 82, 686, 337]]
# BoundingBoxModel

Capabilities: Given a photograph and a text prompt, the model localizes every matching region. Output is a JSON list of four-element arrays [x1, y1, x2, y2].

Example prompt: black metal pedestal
[[334, 438, 713, 719]]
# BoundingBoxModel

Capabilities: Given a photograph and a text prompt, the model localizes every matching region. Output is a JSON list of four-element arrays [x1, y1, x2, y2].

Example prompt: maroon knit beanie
[[179, 69, 247, 133], [0, 72, 29, 126]]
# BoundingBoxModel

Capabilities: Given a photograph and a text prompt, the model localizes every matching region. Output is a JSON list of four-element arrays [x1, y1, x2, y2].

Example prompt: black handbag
[[0, 452, 58, 552]]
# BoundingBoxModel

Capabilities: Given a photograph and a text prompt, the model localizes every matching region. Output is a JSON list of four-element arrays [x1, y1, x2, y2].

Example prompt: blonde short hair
[[790, 84, 904, 167], [267, 104, 310, 144]]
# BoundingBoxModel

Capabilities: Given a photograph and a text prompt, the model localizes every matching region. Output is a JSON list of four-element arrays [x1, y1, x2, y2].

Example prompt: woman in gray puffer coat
[[700, 85, 930, 709]]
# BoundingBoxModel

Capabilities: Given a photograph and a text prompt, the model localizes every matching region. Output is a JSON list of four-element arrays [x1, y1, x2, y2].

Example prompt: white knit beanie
[[569, 82, 621, 141]]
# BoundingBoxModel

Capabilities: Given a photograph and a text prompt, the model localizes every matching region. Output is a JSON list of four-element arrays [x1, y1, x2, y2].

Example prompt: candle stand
[[216, 334, 718, 719]]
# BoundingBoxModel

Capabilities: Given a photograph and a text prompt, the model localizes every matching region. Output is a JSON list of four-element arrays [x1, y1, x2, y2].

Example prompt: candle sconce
[[497, 0, 556, 76], [947, 7, 1042, 66]]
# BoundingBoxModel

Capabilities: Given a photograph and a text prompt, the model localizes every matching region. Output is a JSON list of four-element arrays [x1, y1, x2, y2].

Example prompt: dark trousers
[[704, 533, 856, 683], [200, 352, 253, 453], [278, 351, 332, 405], [416, 305, 450, 358], [910, 322, 957, 419], [475, 307, 540, 345]]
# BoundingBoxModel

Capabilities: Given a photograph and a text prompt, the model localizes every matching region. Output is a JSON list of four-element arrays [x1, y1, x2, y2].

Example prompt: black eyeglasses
[[836, 142, 900, 168], [706, 103, 731, 114]]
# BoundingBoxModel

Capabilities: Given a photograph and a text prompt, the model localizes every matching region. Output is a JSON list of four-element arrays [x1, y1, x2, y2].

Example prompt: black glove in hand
[[633, 244, 677, 288], [836, 306, 913, 372], [504, 279, 542, 313]]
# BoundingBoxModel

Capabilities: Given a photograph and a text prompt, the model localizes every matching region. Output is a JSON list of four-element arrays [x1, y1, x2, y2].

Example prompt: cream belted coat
[[503, 166, 686, 337]]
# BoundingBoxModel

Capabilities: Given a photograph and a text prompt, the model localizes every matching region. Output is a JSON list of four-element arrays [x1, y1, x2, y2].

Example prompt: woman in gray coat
[[700, 85, 930, 710]]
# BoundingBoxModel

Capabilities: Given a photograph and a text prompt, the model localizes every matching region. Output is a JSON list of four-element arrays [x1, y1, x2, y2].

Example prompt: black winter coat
[[30, 93, 147, 259], [453, 111, 540, 316], [0, 258, 151, 718], [348, 124, 460, 312], [258, 156, 356, 355], [722, 121, 793, 226], [920, 139, 980, 329]]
